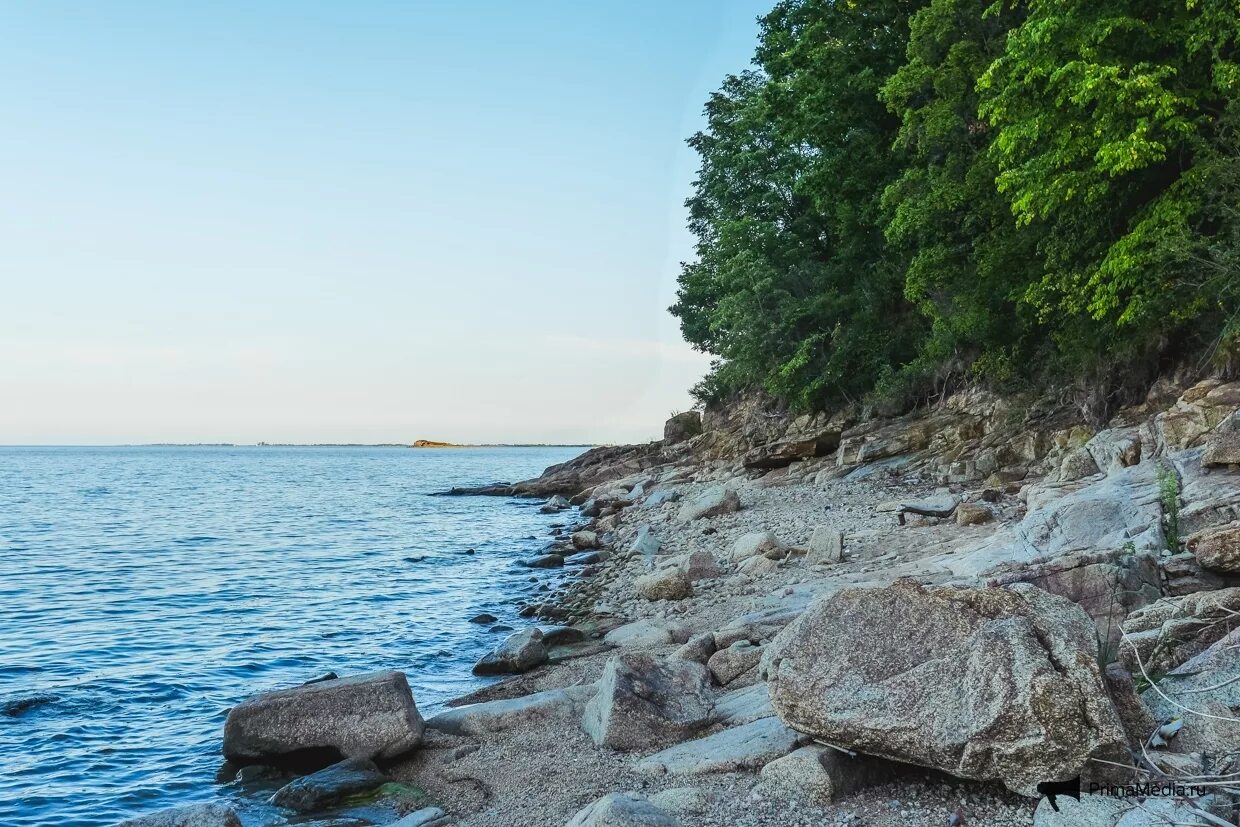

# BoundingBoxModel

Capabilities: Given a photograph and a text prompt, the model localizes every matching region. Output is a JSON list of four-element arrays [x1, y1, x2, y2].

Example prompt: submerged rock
[[765, 581, 1126, 795], [117, 803, 241, 827], [268, 757, 387, 812], [222, 670, 424, 765]]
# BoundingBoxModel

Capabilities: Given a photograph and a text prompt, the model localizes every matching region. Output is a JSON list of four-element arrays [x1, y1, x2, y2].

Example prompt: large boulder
[[663, 411, 702, 445], [764, 581, 1127, 794], [676, 486, 740, 522], [582, 652, 715, 750], [222, 670, 424, 765], [472, 628, 548, 675], [1186, 521, 1240, 573], [117, 803, 241, 827], [565, 793, 678, 827]]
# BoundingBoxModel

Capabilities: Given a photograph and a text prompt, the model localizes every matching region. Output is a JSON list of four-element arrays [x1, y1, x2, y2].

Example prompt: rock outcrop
[[765, 581, 1127, 794], [222, 671, 424, 766]]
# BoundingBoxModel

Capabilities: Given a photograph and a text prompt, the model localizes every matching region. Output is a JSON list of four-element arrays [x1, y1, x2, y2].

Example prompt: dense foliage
[[672, 0, 1240, 410]]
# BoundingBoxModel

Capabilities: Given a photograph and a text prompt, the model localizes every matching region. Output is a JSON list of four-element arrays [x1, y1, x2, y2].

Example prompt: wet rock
[[635, 715, 804, 776], [427, 685, 597, 736], [635, 567, 692, 601], [223, 670, 424, 765], [706, 641, 762, 686], [524, 553, 565, 569], [765, 581, 1127, 795], [468, 613, 497, 624], [566, 793, 678, 827], [1186, 521, 1240, 573], [582, 652, 714, 750], [565, 550, 607, 565], [472, 628, 548, 676], [540, 495, 571, 513], [268, 757, 386, 813], [117, 803, 242, 827], [676, 486, 740, 522]]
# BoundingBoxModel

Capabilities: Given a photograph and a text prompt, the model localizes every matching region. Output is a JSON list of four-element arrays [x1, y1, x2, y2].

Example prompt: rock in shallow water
[[472, 628, 548, 676], [268, 757, 387, 812], [117, 803, 241, 827], [222, 670, 424, 766], [765, 580, 1127, 795]]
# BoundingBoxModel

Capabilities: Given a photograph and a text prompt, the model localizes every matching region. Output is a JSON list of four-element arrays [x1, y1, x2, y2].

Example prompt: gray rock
[[676, 486, 740, 522], [955, 502, 993, 526], [765, 581, 1127, 795], [391, 807, 448, 827], [635, 567, 692, 601], [643, 490, 680, 508], [1120, 587, 1240, 673], [630, 525, 660, 557], [268, 757, 386, 812], [572, 531, 602, 550], [427, 684, 597, 736], [1084, 427, 1142, 474], [222, 670, 424, 764], [759, 745, 896, 803], [1058, 447, 1100, 482], [472, 628, 548, 676], [1187, 521, 1240, 573], [1033, 795, 1203, 826], [714, 682, 774, 726], [582, 652, 714, 751], [635, 715, 804, 776], [706, 641, 763, 686], [669, 632, 716, 664], [1141, 627, 1240, 760], [1203, 420, 1240, 466], [541, 495, 571, 513], [604, 619, 692, 648], [468, 613, 497, 624], [805, 526, 843, 565], [565, 793, 678, 827], [117, 803, 241, 827], [728, 531, 783, 562]]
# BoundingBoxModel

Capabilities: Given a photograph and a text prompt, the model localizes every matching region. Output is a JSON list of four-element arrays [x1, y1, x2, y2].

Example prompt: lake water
[[0, 445, 584, 826]]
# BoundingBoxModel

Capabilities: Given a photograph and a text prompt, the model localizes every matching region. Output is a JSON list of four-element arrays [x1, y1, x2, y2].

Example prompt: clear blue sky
[[1, 1, 770, 445]]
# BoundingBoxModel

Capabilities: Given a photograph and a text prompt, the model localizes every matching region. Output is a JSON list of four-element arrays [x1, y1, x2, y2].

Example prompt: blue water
[[0, 445, 584, 826]]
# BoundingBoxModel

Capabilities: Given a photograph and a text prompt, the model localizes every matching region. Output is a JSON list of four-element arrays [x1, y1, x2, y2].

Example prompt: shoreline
[[123, 377, 1240, 827]]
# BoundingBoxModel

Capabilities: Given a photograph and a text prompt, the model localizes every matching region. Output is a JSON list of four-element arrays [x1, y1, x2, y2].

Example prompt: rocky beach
[[124, 376, 1240, 827]]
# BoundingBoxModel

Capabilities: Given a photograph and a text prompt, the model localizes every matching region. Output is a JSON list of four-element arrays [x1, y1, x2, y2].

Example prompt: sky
[[0, 0, 771, 445]]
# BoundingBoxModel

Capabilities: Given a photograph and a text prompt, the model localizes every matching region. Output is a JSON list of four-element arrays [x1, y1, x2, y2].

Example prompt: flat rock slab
[[426, 684, 597, 736], [714, 683, 773, 726], [635, 716, 804, 776], [117, 803, 242, 827], [223, 670, 424, 764], [566, 793, 679, 827], [897, 495, 959, 518], [268, 757, 387, 812]]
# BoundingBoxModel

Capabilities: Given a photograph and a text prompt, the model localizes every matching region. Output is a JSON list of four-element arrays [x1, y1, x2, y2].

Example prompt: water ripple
[[0, 445, 582, 826]]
